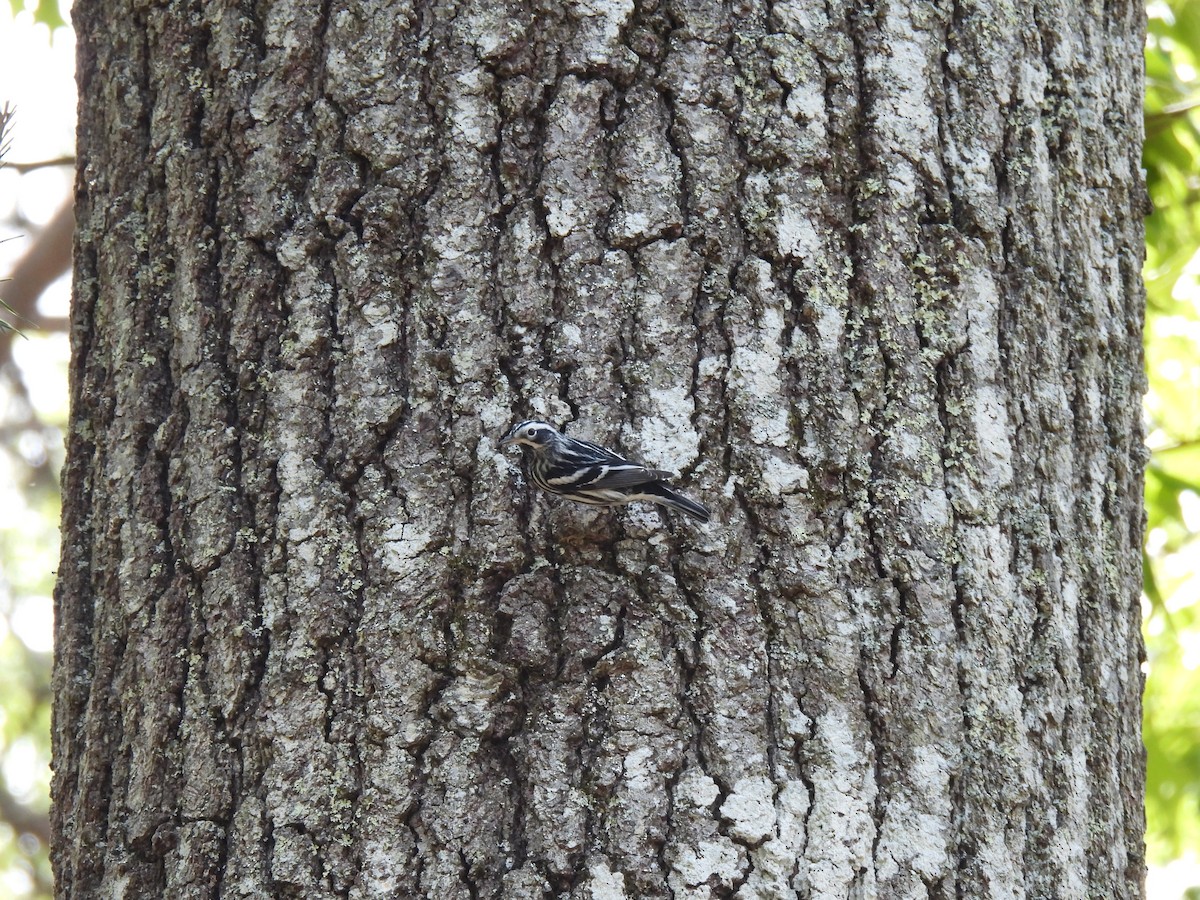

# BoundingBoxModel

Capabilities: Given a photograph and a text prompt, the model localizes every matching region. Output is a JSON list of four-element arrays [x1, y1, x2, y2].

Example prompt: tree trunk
[[53, 0, 1147, 897]]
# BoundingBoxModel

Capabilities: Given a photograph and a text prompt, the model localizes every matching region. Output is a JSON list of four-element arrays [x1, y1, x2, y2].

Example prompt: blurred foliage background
[[1, 3, 73, 896], [1144, 0, 1200, 882], [2, 0, 1199, 895]]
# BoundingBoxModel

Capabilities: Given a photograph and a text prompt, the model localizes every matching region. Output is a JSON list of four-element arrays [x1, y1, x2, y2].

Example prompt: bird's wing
[[543, 458, 674, 491], [550, 436, 675, 489], [579, 463, 674, 489]]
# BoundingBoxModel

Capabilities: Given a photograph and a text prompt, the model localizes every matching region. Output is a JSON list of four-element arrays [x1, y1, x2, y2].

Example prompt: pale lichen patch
[[671, 839, 743, 890], [761, 456, 809, 495], [961, 268, 1015, 491], [586, 859, 629, 899], [573, 0, 636, 68], [626, 384, 700, 473], [874, 745, 953, 882], [775, 203, 822, 262], [380, 522, 433, 577], [720, 775, 776, 844]]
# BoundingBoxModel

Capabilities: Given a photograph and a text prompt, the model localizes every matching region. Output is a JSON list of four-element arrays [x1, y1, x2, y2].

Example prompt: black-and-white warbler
[[499, 420, 711, 523]]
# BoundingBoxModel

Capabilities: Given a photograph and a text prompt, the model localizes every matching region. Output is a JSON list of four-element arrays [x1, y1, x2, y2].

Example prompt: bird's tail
[[646, 483, 711, 523]]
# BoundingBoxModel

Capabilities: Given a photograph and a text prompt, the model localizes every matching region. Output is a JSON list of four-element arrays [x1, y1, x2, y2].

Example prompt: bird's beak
[[498, 432, 515, 448]]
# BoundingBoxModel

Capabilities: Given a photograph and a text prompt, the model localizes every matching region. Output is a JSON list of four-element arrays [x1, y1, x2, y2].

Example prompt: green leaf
[[6, 1, 66, 32]]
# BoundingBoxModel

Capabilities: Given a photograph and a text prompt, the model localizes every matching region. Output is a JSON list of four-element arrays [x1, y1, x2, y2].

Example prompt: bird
[[498, 420, 711, 523]]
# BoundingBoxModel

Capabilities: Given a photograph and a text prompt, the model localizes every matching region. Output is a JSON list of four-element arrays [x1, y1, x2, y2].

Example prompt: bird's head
[[499, 420, 561, 451]]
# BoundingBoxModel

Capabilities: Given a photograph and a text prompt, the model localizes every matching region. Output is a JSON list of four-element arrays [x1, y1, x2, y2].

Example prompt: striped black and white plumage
[[499, 420, 711, 523]]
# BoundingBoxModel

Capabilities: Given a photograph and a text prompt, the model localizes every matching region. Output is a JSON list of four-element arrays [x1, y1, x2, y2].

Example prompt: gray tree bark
[[52, 0, 1147, 897]]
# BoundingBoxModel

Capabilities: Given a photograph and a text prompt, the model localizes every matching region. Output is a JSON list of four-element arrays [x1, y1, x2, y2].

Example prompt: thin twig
[[6, 155, 75, 172]]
